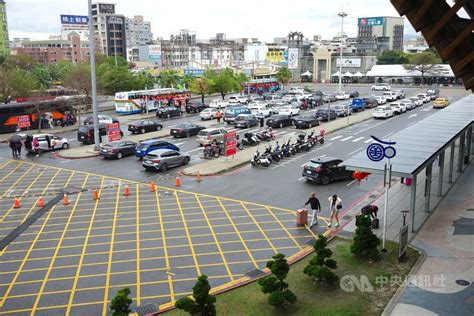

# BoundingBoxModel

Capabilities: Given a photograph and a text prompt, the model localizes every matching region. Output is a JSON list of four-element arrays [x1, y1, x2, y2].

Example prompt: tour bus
[[114, 88, 191, 114]]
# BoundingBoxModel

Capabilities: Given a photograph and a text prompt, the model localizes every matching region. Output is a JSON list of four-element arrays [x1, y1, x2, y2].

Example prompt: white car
[[335, 91, 350, 100], [248, 100, 268, 108], [278, 104, 300, 116], [228, 96, 240, 104], [236, 95, 249, 104], [417, 93, 431, 103], [25, 134, 70, 153], [409, 97, 423, 106], [199, 108, 218, 120], [382, 91, 398, 102], [208, 99, 228, 108], [400, 101, 416, 110], [84, 114, 117, 125], [249, 104, 272, 118], [374, 96, 386, 105], [390, 102, 407, 114], [373, 106, 394, 119], [371, 83, 391, 91]]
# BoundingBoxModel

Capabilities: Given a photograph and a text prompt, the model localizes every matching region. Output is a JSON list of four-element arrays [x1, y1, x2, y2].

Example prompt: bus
[[114, 88, 191, 114], [0, 96, 89, 134]]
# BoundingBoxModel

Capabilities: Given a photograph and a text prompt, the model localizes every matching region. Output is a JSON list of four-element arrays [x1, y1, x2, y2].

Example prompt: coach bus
[[0, 96, 88, 134], [114, 88, 191, 114]]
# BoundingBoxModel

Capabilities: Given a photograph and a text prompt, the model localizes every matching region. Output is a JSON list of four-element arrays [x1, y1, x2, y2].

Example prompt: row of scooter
[[251, 130, 325, 167]]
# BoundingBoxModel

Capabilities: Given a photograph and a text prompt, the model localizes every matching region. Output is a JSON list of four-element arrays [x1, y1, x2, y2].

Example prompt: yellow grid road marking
[[0, 160, 21, 183], [240, 202, 278, 254], [0, 164, 35, 200], [135, 183, 141, 306], [264, 206, 303, 251]]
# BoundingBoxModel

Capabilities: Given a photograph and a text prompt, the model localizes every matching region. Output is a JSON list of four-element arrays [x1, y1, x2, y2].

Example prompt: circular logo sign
[[367, 143, 385, 162], [384, 146, 396, 159]]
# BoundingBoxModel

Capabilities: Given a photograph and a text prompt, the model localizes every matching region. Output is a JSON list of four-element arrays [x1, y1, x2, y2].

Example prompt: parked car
[[389, 102, 407, 114], [333, 103, 352, 117], [302, 157, 353, 184], [393, 90, 405, 99], [409, 97, 423, 107], [143, 149, 190, 172], [249, 103, 272, 117], [335, 91, 350, 100], [128, 120, 163, 134], [208, 99, 228, 108], [228, 96, 240, 104], [416, 93, 431, 103], [371, 83, 391, 91], [25, 134, 70, 153], [374, 96, 386, 105], [100, 140, 138, 159], [362, 96, 379, 108], [372, 106, 394, 119], [266, 115, 294, 128], [294, 114, 321, 129], [349, 90, 359, 98], [185, 101, 207, 113], [77, 124, 123, 144], [234, 114, 258, 128], [382, 91, 398, 102], [135, 139, 180, 158], [400, 100, 416, 110], [224, 106, 252, 124], [432, 97, 450, 109], [156, 106, 182, 118], [350, 98, 365, 112], [199, 108, 218, 120], [196, 128, 227, 146], [315, 109, 337, 121], [278, 104, 300, 116], [426, 86, 440, 99], [170, 123, 206, 138], [236, 95, 250, 104], [84, 114, 118, 125]]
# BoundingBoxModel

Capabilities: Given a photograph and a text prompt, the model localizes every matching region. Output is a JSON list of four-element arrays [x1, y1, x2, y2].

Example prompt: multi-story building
[[0, 0, 10, 55], [11, 33, 100, 64], [357, 16, 404, 53], [160, 29, 196, 68], [125, 15, 153, 48], [403, 35, 429, 53], [60, 14, 89, 41], [91, 2, 127, 59]]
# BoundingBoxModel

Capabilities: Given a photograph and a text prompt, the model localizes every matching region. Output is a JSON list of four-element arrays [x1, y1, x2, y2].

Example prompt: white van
[[249, 104, 271, 117], [382, 91, 397, 102], [208, 99, 228, 108]]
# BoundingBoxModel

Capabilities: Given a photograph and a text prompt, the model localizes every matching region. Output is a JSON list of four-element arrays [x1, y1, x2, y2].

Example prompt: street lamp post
[[87, 0, 100, 150], [338, 11, 348, 93]]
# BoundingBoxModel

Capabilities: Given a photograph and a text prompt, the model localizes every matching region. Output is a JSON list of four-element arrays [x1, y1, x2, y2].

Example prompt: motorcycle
[[271, 142, 283, 162], [251, 148, 272, 167], [294, 133, 311, 152], [308, 129, 325, 145], [241, 132, 260, 147], [256, 128, 275, 142], [203, 142, 224, 158], [281, 139, 292, 157]]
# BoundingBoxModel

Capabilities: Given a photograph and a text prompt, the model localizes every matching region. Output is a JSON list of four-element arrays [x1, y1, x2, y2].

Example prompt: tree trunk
[[221, 92, 225, 100], [201, 93, 205, 105]]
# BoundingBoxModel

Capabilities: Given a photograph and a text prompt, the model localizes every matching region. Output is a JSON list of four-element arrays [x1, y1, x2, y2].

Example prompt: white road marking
[[406, 121, 417, 127], [186, 148, 203, 153], [329, 135, 342, 140], [297, 177, 305, 181], [274, 131, 287, 136], [364, 138, 374, 143], [174, 142, 186, 146], [348, 147, 364, 156], [340, 136, 353, 142], [346, 179, 357, 186], [352, 137, 364, 142], [408, 114, 417, 119], [300, 154, 326, 167], [421, 108, 431, 112]]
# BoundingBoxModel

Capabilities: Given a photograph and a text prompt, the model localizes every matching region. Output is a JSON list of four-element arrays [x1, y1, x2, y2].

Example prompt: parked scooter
[[256, 128, 275, 142], [281, 139, 292, 157], [271, 142, 283, 162], [251, 147, 272, 167], [241, 132, 260, 146], [203, 142, 224, 158], [308, 129, 325, 145]]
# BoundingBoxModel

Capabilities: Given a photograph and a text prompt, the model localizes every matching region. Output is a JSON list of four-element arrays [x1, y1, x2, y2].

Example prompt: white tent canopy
[[353, 71, 364, 77], [301, 71, 312, 76], [331, 71, 341, 77], [366, 64, 454, 77], [342, 71, 353, 77]]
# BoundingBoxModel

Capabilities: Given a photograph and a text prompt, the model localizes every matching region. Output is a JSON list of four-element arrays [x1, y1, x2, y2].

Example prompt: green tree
[[376, 50, 410, 65], [0, 67, 39, 102], [351, 215, 381, 261], [110, 287, 132, 316], [48, 61, 72, 83], [189, 77, 213, 104], [63, 63, 93, 124], [303, 235, 338, 285], [403, 51, 444, 86], [258, 253, 297, 308], [175, 275, 216, 316], [159, 70, 180, 88], [212, 69, 240, 100], [276, 67, 292, 89]]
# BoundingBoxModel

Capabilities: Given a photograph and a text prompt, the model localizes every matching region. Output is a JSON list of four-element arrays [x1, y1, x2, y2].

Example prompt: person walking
[[216, 109, 222, 124], [15, 140, 22, 157], [304, 192, 321, 228], [327, 194, 342, 227], [32, 137, 40, 156], [9, 140, 17, 158], [259, 116, 264, 128]]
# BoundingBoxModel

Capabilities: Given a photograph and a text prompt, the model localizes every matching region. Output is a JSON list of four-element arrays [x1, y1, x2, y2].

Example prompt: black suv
[[185, 101, 208, 113], [77, 124, 123, 144], [156, 106, 182, 118], [302, 157, 353, 185]]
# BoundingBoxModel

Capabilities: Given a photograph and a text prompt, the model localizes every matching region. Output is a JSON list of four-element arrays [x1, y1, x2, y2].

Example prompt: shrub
[[304, 234, 338, 285], [351, 215, 381, 260], [175, 275, 216, 316], [110, 287, 132, 316]]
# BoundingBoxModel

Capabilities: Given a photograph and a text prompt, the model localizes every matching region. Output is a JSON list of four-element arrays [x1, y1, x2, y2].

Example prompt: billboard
[[17, 115, 30, 128], [336, 58, 362, 68], [184, 69, 205, 76], [265, 50, 288, 65], [148, 45, 162, 62], [106, 123, 121, 142], [287, 48, 299, 69], [60, 15, 88, 25], [358, 17, 384, 27]]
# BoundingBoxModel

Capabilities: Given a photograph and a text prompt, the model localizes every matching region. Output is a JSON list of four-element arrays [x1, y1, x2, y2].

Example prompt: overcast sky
[[7, 0, 417, 41]]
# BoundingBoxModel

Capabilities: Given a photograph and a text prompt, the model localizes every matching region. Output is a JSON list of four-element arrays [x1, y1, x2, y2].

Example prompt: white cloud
[[7, 0, 417, 41]]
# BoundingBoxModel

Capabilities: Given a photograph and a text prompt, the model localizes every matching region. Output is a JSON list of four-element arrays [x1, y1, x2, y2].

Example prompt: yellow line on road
[[102, 182, 122, 315], [154, 189, 174, 301], [0, 160, 21, 183], [264, 206, 303, 250], [195, 194, 234, 281], [240, 202, 278, 254], [65, 176, 104, 315], [135, 183, 141, 306], [175, 192, 201, 277], [30, 174, 90, 314], [216, 198, 259, 269], [0, 164, 35, 200]]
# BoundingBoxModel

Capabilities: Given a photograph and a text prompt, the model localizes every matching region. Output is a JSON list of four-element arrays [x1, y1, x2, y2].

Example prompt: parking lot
[[0, 159, 322, 315]]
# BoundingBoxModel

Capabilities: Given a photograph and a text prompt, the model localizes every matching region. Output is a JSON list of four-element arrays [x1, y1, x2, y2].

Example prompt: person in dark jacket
[[304, 192, 321, 228]]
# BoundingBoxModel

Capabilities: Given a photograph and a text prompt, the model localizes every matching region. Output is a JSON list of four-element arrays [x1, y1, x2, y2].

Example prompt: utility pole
[[338, 11, 348, 93], [87, 0, 100, 150]]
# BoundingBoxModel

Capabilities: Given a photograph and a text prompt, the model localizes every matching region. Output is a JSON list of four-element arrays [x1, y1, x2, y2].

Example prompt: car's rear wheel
[[321, 176, 330, 185], [62, 143, 69, 149], [116, 152, 123, 159], [160, 163, 168, 172], [141, 128, 146, 134], [157, 125, 162, 131], [183, 157, 190, 165]]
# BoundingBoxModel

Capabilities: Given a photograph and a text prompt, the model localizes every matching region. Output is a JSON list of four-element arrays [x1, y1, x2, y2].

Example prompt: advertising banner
[[225, 131, 237, 157], [60, 15, 88, 25], [17, 115, 30, 128], [287, 48, 299, 69], [358, 17, 384, 26], [266, 50, 288, 65], [148, 45, 162, 62], [336, 58, 362, 68], [106, 123, 121, 142]]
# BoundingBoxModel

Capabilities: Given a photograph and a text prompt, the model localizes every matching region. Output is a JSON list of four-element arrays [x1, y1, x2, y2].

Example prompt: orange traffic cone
[[13, 196, 20, 209], [37, 196, 44, 208], [93, 189, 99, 200], [175, 176, 181, 187], [149, 181, 156, 192], [123, 185, 130, 197], [63, 193, 69, 205], [195, 172, 202, 182]]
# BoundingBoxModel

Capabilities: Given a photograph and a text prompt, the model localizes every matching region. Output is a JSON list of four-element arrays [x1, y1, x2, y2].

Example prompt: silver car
[[142, 149, 190, 172], [333, 104, 352, 117], [199, 108, 218, 120]]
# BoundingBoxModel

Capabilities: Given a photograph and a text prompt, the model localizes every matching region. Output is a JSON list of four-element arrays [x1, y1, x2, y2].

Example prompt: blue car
[[135, 139, 180, 158]]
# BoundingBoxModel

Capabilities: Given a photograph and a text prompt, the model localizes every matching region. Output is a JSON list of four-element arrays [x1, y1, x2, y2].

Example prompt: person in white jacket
[[328, 194, 342, 227]]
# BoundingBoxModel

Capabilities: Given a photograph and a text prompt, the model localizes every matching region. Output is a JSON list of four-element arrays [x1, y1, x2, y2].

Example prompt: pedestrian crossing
[[329, 134, 374, 144]]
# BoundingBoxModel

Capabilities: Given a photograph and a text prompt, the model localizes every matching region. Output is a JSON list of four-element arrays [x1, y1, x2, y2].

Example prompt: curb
[[55, 150, 100, 160]]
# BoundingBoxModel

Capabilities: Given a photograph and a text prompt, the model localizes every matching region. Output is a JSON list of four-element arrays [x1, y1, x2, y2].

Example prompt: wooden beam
[[425, 0, 468, 42], [440, 21, 474, 59]]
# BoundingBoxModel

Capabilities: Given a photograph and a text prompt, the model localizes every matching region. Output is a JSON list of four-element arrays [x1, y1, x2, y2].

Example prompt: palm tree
[[276, 67, 292, 89], [159, 70, 180, 88]]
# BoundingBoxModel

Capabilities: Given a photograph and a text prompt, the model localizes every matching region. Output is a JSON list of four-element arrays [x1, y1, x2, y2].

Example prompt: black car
[[349, 90, 359, 98], [128, 120, 163, 134], [362, 97, 379, 108], [77, 124, 123, 144], [266, 115, 293, 128], [156, 106, 182, 118], [315, 109, 337, 121], [100, 140, 138, 159], [170, 123, 205, 138], [185, 101, 208, 113], [294, 114, 321, 129], [302, 157, 353, 185], [234, 114, 258, 128]]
